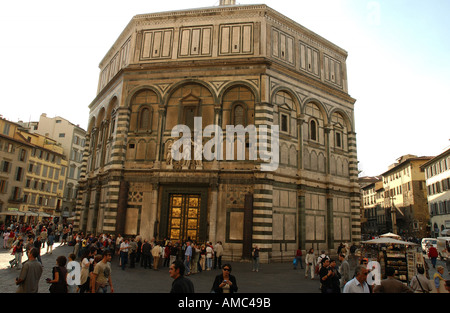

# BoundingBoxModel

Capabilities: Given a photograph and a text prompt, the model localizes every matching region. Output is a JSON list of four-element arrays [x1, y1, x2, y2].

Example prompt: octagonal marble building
[[75, 1, 360, 262]]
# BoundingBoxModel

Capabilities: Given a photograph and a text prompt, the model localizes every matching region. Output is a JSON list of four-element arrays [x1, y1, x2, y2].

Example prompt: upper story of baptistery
[[96, 1, 350, 96]]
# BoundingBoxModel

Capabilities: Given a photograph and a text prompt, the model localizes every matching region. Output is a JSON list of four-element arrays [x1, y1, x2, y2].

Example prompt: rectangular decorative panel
[[140, 28, 174, 60], [271, 27, 295, 66], [299, 41, 320, 77], [178, 25, 213, 58], [219, 23, 254, 55]]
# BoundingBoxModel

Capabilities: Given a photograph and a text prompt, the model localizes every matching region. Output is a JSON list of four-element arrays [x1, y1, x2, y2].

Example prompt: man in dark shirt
[[170, 261, 194, 293], [141, 239, 152, 269]]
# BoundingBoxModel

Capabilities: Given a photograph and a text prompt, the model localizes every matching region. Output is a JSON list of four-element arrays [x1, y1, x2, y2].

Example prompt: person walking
[[47, 255, 68, 293], [15, 247, 42, 293], [294, 245, 304, 270], [3, 228, 10, 249], [433, 265, 446, 293], [46, 231, 54, 254], [10, 238, 24, 269], [91, 251, 114, 293], [211, 263, 238, 293], [40, 227, 47, 250], [252, 245, 260, 272], [33, 236, 42, 264], [410, 266, 432, 293], [169, 260, 195, 293], [427, 245, 439, 268], [304, 248, 316, 279]]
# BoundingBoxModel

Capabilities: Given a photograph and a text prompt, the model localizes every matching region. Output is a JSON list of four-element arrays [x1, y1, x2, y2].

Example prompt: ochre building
[[75, 2, 360, 262]]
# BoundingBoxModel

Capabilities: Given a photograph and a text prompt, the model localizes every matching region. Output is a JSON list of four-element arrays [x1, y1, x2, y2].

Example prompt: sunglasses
[[223, 268, 231, 271]]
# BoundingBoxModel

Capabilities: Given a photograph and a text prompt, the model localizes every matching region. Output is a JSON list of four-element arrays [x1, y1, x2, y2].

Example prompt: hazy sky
[[1, 0, 449, 176]]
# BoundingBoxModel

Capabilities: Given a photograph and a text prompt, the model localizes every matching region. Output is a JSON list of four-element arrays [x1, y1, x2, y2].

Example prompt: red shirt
[[428, 246, 438, 258]]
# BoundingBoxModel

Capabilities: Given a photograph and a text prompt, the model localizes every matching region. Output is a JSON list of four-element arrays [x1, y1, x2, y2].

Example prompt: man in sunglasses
[[343, 265, 371, 293], [211, 263, 238, 293]]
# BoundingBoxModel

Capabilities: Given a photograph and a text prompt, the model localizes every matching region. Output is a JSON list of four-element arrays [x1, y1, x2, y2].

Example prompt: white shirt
[[120, 242, 129, 252], [343, 277, 371, 293]]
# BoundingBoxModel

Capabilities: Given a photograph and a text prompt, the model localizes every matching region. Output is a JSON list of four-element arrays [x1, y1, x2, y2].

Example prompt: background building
[[380, 155, 431, 239], [421, 147, 450, 237], [0, 118, 32, 220], [16, 130, 67, 220], [20, 114, 86, 220], [0, 117, 67, 224], [360, 176, 384, 238], [76, 2, 360, 261]]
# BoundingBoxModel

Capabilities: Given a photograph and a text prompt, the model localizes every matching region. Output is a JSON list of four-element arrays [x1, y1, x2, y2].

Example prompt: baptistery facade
[[75, 3, 360, 262]]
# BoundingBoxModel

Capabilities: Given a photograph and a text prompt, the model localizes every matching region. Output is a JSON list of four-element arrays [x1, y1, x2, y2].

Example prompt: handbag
[[293, 258, 298, 266]]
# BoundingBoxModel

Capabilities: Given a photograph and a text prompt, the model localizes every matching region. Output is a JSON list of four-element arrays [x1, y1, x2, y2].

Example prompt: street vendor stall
[[361, 237, 425, 285]]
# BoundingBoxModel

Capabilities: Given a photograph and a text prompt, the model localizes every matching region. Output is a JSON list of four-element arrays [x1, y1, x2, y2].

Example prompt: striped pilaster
[[348, 131, 361, 242], [252, 101, 276, 261]]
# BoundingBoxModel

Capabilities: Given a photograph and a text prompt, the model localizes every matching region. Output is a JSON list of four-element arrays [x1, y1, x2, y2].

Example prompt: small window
[[336, 131, 342, 148], [59, 133, 65, 138], [281, 114, 288, 133], [310, 120, 317, 141]]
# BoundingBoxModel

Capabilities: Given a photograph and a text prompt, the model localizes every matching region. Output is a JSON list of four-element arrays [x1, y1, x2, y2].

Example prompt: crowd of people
[[3, 219, 230, 293], [299, 244, 450, 294], [4, 220, 449, 294]]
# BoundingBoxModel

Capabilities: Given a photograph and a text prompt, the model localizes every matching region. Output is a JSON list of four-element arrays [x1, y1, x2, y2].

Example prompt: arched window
[[310, 119, 317, 141], [233, 104, 245, 126], [139, 107, 151, 130]]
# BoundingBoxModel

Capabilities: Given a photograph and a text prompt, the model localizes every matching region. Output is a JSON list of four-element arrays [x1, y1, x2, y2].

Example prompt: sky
[[1, 0, 449, 177]]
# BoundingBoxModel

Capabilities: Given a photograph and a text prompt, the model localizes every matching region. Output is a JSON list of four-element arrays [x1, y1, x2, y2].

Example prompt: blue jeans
[[253, 257, 259, 271], [120, 252, 128, 270], [97, 285, 109, 293], [185, 257, 191, 274]]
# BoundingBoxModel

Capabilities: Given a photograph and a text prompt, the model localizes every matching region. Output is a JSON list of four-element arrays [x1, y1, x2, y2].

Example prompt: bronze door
[[168, 194, 201, 242]]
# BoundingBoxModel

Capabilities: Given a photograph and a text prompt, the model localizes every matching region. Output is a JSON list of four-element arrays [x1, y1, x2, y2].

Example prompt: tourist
[[252, 245, 260, 272], [92, 251, 114, 293], [15, 247, 42, 293], [211, 263, 238, 293], [304, 248, 316, 279], [47, 255, 68, 293], [170, 260, 195, 293]]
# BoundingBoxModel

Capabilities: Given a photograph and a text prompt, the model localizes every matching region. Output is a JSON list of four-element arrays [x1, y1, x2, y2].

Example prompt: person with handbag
[[410, 266, 432, 293], [46, 256, 68, 293]]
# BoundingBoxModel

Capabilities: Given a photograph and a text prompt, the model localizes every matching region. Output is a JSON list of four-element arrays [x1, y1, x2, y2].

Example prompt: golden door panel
[[168, 194, 201, 242]]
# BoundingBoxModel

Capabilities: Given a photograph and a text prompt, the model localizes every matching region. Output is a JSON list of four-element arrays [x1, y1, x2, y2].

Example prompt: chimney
[[219, 0, 236, 5]]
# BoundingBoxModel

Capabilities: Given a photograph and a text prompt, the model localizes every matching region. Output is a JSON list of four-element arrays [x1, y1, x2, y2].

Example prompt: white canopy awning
[[362, 237, 417, 245]]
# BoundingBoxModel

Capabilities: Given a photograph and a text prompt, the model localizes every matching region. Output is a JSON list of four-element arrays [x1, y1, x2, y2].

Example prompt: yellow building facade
[[18, 131, 67, 218]]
